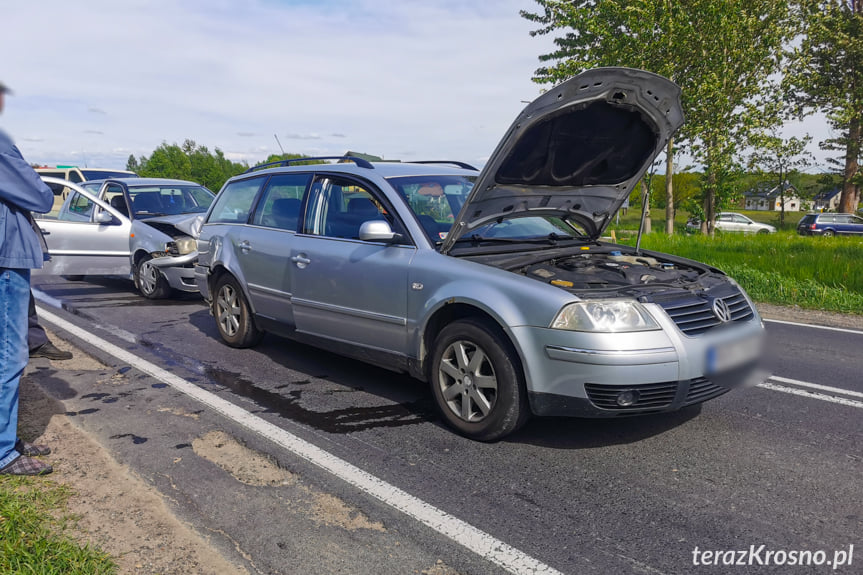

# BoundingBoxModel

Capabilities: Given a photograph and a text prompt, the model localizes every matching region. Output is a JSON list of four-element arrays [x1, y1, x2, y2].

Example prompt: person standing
[[0, 80, 55, 475]]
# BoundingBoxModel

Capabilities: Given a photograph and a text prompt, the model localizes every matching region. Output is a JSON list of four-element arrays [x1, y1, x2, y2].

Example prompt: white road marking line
[[37, 307, 563, 575], [33, 291, 139, 344], [768, 376, 863, 399], [763, 318, 863, 336], [758, 382, 863, 409]]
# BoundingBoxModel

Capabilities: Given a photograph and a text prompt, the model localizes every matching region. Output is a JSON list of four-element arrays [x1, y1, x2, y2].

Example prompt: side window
[[207, 177, 264, 224], [303, 176, 404, 241], [103, 184, 129, 218], [68, 170, 84, 183], [251, 173, 311, 231], [60, 192, 96, 222]]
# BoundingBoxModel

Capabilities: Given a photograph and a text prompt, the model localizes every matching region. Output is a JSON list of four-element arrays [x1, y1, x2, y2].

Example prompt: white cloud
[[1, 0, 554, 170], [2, 0, 835, 173]]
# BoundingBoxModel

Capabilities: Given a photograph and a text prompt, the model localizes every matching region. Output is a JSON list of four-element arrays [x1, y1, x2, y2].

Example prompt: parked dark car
[[797, 213, 863, 236]]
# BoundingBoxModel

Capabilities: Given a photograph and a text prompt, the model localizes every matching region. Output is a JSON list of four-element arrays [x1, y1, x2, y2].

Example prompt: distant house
[[811, 187, 842, 212], [743, 181, 802, 212]]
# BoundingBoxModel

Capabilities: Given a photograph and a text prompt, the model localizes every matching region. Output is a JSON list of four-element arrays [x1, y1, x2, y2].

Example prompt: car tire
[[757, 229, 769, 234], [213, 274, 263, 348], [429, 318, 530, 441], [134, 255, 172, 299], [61, 275, 85, 281], [822, 229, 834, 237]]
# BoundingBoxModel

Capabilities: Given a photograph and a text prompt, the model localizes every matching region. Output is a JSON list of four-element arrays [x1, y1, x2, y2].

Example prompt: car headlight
[[168, 237, 197, 255], [551, 300, 661, 332]]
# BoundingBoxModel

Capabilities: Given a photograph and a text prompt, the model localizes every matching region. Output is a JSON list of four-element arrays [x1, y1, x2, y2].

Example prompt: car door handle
[[39, 228, 50, 235], [238, 240, 251, 253], [291, 254, 311, 267]]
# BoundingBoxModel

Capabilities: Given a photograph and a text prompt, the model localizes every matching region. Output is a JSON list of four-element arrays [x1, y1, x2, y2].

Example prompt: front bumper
[[512, 302, 767, 417], [148, 252, 200, 293]]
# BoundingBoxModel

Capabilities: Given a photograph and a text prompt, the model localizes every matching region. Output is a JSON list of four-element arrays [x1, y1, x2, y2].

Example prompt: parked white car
[[686, 212, 776, 234]]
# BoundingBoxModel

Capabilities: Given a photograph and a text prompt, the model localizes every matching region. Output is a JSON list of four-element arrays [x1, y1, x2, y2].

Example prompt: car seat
[[109, 195, 130, 218], [271, 198, 301, 231]]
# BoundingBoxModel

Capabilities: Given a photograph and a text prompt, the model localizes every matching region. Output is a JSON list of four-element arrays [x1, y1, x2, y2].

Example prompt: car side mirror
[[94, 211, 117, 224], [359, 220, 401, 243]]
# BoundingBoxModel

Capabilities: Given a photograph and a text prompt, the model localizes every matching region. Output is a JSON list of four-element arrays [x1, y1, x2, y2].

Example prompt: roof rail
[[410, 160, 479, 171], [243, 155, 375, 174]]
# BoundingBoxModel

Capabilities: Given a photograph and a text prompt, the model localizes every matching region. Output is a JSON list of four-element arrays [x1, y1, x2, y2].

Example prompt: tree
[[522, 0, 695, 234], [134, 140, 248, 192], [521, 0, 797, 235], [787, 0, 863, 213], [747, 133, 812, 227]]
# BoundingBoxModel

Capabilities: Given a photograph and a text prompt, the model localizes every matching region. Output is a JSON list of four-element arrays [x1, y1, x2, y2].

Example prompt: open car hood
[[440, 67, 683, 253]]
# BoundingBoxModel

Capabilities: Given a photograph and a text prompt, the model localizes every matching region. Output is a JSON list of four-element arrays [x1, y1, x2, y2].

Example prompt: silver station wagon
[[196, 67, 766, 440]]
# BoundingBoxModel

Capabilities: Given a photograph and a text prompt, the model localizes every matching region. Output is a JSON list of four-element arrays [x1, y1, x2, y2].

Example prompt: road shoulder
[[19, 337, 249, 575]]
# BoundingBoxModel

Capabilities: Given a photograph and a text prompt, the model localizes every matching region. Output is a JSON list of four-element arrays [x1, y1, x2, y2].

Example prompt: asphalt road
[[29, 275, 863, 575]]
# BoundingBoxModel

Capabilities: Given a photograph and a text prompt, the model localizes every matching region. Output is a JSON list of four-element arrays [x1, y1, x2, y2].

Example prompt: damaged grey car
[[35, 177, 214, 298], [195, 67, 766, 441]]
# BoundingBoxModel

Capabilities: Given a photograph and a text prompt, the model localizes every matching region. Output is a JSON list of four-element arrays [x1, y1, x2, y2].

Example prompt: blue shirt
[[0, 129, 54, 269]]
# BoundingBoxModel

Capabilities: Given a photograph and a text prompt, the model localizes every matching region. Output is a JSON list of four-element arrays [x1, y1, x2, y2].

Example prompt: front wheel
[[134, 255, 172, 299], [213, 274, 263, 348], [429, 318, 530, 441]]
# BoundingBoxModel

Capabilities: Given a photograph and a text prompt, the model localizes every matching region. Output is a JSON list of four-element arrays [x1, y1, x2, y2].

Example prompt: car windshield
[[128, 185, 215, 218], [386, 175, 475, 242], [386, 174, 589, 245], [454, 216, 590, 247]]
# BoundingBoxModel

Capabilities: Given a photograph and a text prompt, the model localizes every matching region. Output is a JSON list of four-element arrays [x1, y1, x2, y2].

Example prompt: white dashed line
[[763, 318, 863, 336], [758, 379, 863, 409]]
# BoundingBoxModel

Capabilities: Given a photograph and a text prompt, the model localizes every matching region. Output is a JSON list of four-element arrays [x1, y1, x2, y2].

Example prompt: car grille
[[584, 377, 729, 412], [656, 290, 754, 336], [683, 377, 729, 405]]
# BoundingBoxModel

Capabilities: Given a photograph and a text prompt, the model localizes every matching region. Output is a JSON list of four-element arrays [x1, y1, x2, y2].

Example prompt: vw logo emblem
[[712, 298, 732, 322]]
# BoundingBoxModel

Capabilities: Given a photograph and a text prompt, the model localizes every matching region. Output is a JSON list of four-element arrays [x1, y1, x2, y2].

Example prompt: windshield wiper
[[453, 233, 589, 246]]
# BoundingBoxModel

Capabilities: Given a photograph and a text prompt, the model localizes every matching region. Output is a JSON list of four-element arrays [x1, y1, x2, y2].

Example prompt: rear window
[[799, 215, 817, 225]]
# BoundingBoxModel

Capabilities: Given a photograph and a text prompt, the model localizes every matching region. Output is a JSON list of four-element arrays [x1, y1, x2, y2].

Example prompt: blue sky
[[2, 0, 833, 173]]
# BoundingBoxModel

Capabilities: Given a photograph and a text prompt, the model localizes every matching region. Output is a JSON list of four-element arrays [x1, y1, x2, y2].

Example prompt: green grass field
[[609, 208, 863, 314], [0, 477, 116, 574]]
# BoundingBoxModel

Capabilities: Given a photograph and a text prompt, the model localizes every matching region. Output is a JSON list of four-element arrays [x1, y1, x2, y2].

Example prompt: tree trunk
[[702, 170, 717, 236], [665, 137, 675, 235], [839, 116, 860, 213], [641, 180, 652, 234]]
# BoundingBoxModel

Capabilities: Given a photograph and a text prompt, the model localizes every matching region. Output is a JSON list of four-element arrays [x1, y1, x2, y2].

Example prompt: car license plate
[[706, 335, 762, 374]]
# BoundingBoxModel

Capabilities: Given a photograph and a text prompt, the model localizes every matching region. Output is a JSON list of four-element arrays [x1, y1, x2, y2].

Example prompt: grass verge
[[0, 476, 116, 574], [617, 231, 863, 314]]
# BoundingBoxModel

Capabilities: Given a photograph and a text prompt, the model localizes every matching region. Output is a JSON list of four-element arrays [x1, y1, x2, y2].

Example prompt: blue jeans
[[0, 268, 30, 468]]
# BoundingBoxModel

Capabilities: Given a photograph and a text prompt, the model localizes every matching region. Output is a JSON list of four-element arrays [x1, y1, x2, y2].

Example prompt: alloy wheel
[[437, 339, 498, 423]]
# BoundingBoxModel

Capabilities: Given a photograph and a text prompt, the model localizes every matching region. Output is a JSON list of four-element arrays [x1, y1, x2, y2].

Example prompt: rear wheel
[[822, 229, 835, 237], [213, 274, 263, 348], [134, 255, 172, 299], [429, 318, 529, 441]]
